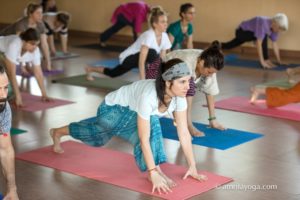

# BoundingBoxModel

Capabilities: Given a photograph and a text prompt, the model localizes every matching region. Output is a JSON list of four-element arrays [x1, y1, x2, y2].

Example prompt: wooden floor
[[1, 36, 300, 200]]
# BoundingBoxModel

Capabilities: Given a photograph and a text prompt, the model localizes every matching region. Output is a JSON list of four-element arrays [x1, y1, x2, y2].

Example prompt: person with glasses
[[167, 3, 195, 50]]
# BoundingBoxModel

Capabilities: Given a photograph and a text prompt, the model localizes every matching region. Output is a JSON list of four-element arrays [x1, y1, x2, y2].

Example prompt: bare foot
[[50, 129, 64, 154], [188, 125, 205, 137], [250, 87, 259, 104], [85, 66, 95, 81]]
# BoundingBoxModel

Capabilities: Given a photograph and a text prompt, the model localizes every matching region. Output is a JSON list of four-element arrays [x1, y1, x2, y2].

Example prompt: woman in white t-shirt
[[163, 41, 225, 136], [85, 6, 171, 80], [50, 59, 207, 194], [0, 28, 51, 107]]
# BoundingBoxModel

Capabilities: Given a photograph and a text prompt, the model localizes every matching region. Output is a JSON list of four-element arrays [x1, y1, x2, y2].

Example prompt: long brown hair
[[155, 58, 185, 106]]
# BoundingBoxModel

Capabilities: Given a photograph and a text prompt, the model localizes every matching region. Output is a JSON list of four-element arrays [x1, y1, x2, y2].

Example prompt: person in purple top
[[222, 13, 288, 69], [100, 1, 150, 46]]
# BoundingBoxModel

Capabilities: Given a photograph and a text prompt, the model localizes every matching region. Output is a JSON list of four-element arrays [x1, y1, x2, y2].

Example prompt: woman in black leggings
[[222, 13, 288, 69], [85, 6, 172, 80]]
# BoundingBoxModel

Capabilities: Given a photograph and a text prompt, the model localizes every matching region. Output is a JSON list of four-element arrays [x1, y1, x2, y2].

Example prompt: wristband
[[148, 167, 157, 173], [208, 116, 216, 121]]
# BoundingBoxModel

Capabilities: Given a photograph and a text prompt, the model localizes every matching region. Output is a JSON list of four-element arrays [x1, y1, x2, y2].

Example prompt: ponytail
[[199, 40, 224, 70]]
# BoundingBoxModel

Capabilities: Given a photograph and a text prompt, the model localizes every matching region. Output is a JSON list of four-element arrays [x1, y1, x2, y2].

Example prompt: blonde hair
[[26, 2, 42, 16], [148, 6, 167, 28]]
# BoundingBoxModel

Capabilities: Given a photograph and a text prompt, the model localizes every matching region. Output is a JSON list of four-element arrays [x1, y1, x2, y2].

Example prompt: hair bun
[[150, 6, 163, 14], [210, 40, 221, 50]]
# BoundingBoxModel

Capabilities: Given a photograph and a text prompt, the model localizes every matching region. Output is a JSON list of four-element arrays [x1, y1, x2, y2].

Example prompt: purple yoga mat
[[16, 66, 64, 78]]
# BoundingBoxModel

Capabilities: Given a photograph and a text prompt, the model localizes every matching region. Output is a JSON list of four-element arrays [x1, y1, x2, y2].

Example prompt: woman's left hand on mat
[[183, 166, 208, 182]]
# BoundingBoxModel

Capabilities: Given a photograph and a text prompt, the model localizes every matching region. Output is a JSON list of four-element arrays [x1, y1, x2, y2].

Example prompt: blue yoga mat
[[89, 59, 139, 72], [83, 117, 263, 150], [224, 54, 299, 71], [160, 118, 263, 150]]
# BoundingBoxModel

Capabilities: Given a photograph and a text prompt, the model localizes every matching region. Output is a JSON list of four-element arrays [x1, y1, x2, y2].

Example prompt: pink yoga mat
[[16, 141, 233, 200], [215, 96, 300, 121], [16, 93, 74, 112]]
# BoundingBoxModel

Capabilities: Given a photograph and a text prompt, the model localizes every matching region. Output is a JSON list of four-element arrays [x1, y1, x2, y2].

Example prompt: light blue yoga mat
[[160, 118, 263, 150]]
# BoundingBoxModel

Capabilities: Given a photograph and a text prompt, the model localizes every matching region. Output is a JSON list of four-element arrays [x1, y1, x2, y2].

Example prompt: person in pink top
[[100, 1, 150, 46]]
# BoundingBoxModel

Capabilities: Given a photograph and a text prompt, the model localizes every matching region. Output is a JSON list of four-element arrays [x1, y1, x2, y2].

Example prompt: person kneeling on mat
[[50, 58, 207, 194]]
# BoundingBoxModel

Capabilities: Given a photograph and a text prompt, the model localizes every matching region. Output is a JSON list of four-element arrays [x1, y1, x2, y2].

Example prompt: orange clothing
[[266, 82, 300, 107]]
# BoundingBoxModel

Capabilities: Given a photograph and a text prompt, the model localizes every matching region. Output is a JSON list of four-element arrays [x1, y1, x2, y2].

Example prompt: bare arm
[[47, 35, 56, 55], [272, 41, 281, 64], [138, 45, 149, 80], [160, 50, 167, 60], [137, 116, 171, 193], [40, 33, 52, 71], [32, 65, 50, 100], [0, 134, 18, 199], [174, 110, 196, 167], [206, 94, 226, 130], [256, 39, 265, 66], [60, 34, 68, 53], [4, 59, 23, 106], [168, 33, 174, 47], [256, 39, 274, 68], [137, 116, 156, 170], [187, 35, 193, 49]]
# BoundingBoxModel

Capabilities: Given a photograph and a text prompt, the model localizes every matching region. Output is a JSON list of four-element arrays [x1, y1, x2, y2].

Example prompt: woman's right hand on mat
[[183, 166, 208, 182], [41, 95, 53, 103], [150, 170, 172, 194], [261, 60, 274, 69]]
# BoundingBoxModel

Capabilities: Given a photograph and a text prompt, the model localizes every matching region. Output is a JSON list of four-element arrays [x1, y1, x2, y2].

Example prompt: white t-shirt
[[105, 79, 187, 120], [119, 29, 171, 64], [0, 35, 41, 66], [164, 49, 219, 95]]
